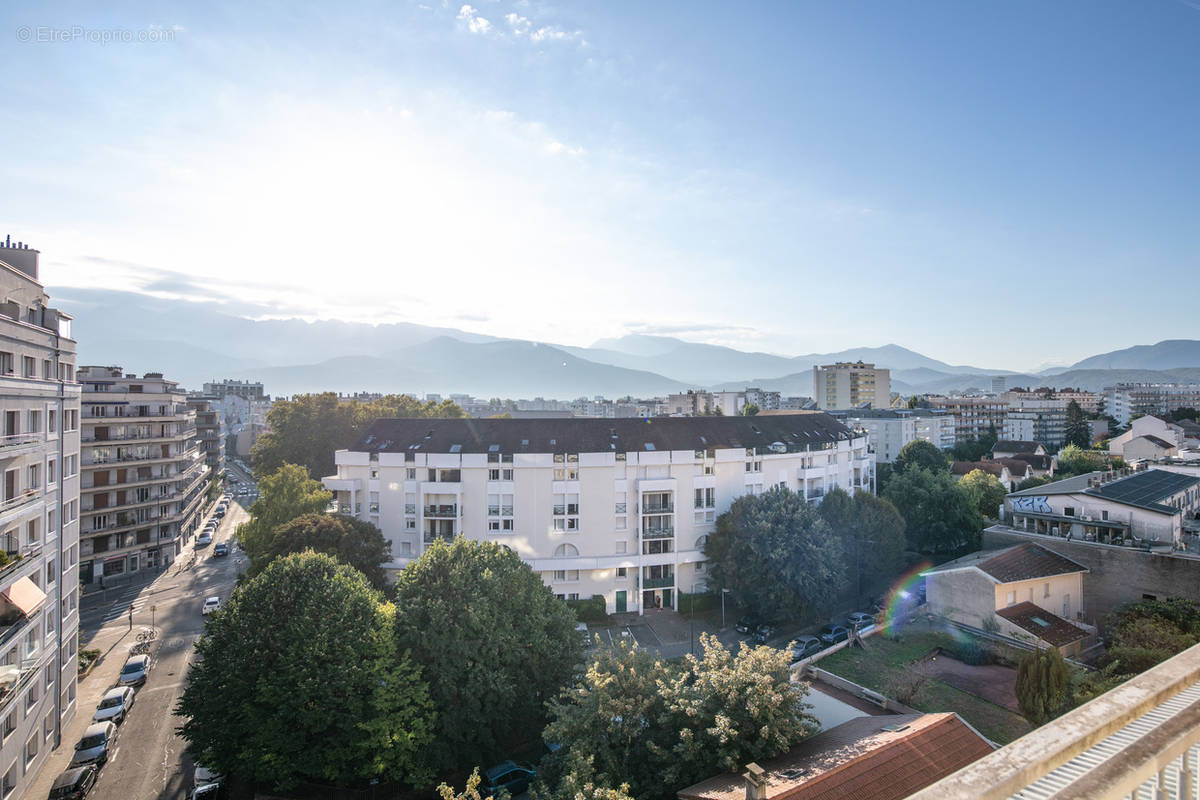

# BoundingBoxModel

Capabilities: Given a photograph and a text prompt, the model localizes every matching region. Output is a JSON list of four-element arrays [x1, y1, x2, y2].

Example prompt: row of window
[[0, 353, 72, 382]]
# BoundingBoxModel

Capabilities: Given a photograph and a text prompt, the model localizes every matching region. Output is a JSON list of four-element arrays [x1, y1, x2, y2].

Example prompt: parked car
[[202, 596, 221, 615], [481, 761, 537, 797], [92, 686, 135, 724], [752, 623, 776, 644], [117, 654, 151, 687], [212, 542, 229, 557], [48, 765, 98, 799], [196, 532, 213, 546], [846, 612, 875, 630], [734, 616, 758, 634], [790, 636, 823, 662], [193, 762, 222, 797], [69, 722, 117, 768], [818, 624, 849, 645]]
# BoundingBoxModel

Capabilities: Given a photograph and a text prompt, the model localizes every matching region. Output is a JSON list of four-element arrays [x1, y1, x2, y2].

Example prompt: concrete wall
[[983, 527, 1200, 632], [926, 569, 999, 630], [994, 573, 1082, 621]]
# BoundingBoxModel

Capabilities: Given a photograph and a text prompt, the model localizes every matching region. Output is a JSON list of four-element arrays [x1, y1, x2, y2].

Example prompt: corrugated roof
[[997, 602, 1089, 647], [351, 414, 859, 455], [676, 713, 993, 800]]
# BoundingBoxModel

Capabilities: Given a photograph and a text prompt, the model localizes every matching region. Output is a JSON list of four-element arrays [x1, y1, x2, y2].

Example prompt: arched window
[[554, 543, 579, 558], [695, 535, 708, 550]]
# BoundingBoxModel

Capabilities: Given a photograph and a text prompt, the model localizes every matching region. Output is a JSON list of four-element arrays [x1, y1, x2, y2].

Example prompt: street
[[27, 485, 252, 800]]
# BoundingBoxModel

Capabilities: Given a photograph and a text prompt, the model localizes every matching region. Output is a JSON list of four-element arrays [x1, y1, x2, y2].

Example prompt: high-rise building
[[77, 367, 207, 585], [187, 396, 225, 477], [323, 415, 873, 615], [927, 396, 1009, 443], [201, 379, 267, 402], [813, 362, 891, 410], [0, 237, 82, 797]]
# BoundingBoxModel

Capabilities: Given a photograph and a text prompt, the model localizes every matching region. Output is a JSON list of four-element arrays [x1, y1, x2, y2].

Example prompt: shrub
[[566, 594, 609, 623]]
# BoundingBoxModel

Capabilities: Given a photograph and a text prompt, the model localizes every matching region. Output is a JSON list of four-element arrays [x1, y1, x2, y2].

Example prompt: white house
[[323, 415, 874, 614]]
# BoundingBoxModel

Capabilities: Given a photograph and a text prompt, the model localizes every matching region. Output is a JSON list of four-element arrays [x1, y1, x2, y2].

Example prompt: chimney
[[744, 763, 768, 800]]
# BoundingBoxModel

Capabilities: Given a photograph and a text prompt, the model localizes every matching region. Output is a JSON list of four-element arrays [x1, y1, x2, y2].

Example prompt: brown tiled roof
[[994, 440, 1042, 454], [951, 460, 1003, 477], [997, 602, 1089, 647], [993, 458, 1033, 477], [676, 713, 993, 800], [978, 543, 1087, 582], [1012, 453, 1053, 470]]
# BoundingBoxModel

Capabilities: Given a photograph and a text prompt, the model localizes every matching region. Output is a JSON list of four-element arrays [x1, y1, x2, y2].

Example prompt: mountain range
[[50, 287, 1200, 399]]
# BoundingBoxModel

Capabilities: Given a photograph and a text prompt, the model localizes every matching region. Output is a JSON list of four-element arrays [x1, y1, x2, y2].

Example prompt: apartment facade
[[928, 396, 1009, 443], [201, 379, 267, 402], [77, 367, 207, 585], [0, 239, 82, 800], [813, 362, 891, 410], [1104, 383, 1200, 426], [324, 415, 873, 614], [187, 396, 225, 477], [832, 411, 915, 463], [911, 412, 957, 450]]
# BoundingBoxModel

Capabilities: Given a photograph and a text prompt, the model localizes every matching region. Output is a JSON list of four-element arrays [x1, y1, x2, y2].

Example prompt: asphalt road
[[29, 489, 252, 800]]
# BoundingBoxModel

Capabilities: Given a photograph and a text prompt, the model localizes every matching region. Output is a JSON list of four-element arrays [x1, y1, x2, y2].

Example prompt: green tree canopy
[[1055, 444, 1107, 477], [883, 468, 983, 553], [393, 538, 583, 775], [740, 402, 760, 416], [893, 440, 949, 474], [958, 468, 1008, 519], [1064, 400, 1091, 449], [541, 635, 815, 800], [251, 392, 463, 479], [176, 552, 434, 790], [1102, 598, 1200, 673], [1015, 646, 1070, 724], [237, 463, 333, 566], [704, 488, 845, 621], [257, 513, 392, 590], [817, 487, 906, 601]]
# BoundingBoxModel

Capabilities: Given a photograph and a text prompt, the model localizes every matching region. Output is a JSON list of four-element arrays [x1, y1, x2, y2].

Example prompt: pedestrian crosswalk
[[96, 587, 152, 626]]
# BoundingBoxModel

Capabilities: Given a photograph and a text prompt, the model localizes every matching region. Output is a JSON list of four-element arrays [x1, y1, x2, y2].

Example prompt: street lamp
[[721, 588, 731, 629]]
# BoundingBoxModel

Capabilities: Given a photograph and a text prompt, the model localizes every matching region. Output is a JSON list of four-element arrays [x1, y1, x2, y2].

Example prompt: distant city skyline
[[3, 0, 1199, 371]]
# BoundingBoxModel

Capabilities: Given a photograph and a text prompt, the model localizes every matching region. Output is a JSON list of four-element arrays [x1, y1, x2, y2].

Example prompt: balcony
[[641, 526, 674, 539], [0, 433, 43, 458], [906, 642, 1200, 800], [642, 575, 674, 589], [642, 502, 674, 514], [424, 504, 458, 518], [0, 490, 40, 519], [422, 531, 455, 546]]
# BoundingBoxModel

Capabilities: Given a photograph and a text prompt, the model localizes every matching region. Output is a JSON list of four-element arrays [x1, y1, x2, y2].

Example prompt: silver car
[[117, 654, 151, 687], [92, 687, 135, 724], [70, 722, 117, 767]]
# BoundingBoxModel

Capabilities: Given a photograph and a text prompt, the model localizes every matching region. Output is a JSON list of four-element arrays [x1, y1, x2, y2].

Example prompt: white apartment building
[[0, 238, 82, 799], [1105, 384, 1200, 426], [928, 396, 1009, 443], [911, 412, 957, 450], [834, 412, 915, 463], [813, 362, 891, 410], [77, 367, 208, 585], [324, 415, 874, 614]]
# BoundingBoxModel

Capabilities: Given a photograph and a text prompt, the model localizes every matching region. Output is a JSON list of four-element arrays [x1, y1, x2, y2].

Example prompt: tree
[[1102, 598, 1200, 673], [251, 392, 463, 480], [704, 488, 845, 621], [1016, 475, 1051, 491], [1015, 646, 1070, 724], [237, 464, 333, 567], [893, 440, 948, 474], [818, 488, 906, 604], [1055, 444, 1106, 477], [883, 468, 983, 553], [258, 513, 391, 590], [176, 552, 434, 790], [393, 539, 583, 775], [958, 468, 1008, 519], [740, 402, 760, 417], [541, 635, 814, 800], [1064, 401, 1090, 449]]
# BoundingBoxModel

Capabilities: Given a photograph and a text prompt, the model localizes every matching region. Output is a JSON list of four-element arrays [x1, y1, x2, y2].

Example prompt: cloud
[[502, 10, 578, 43], [457, 5, 492, 34], [545, 139, 585, 157], [530, 26, 577, 43]]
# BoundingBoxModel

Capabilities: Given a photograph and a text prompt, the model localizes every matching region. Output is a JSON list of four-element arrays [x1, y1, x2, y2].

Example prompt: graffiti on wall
[[1011, 496, 1052, 514]]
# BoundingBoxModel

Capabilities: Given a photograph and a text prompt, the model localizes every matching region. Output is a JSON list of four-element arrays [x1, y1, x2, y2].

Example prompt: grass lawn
[[817, 631, 1032, 744]]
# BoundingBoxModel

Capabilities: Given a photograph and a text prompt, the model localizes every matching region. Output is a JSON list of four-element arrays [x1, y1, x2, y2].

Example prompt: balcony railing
[[641, 502, 673, 514], [615, 503, 627, 514], [423, 505, 458, 518], [0, 433, 42, 452], [0, 544, 41, 587], [0, 490, 39, 515], [642, 526, 674, 539], [487, 506, 514, 517], [906, 642, 1200, 800], [422, 532, 455, 545], [553, 505, 580, 516], [642, 575, 674, 589]]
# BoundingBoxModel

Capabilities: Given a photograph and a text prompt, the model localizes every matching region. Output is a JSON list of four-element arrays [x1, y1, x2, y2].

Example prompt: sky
[[1, 0, 1198, 371]]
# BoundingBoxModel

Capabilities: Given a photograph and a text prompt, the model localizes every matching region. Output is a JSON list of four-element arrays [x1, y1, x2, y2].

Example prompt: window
[[552, 570, 579, 582], [1063, 507, 1075, 517], [22, 357, 35, 378], [1063, 594, 1071, 618], [568, 592, 579, 601], [616, 567, 627, 578], [47, 410, 56, 434], [404, 519, 415, 530], [616, 516, 626, 530], [489, 468, 500, 481], [24, 733, 36, 765], [1, 762, 13, 797], [1006, 591, 1016, 607], [1044, 582, 1051, 598], [0, 352, 11, 375], [27, 464, 39, 490], [399, 541, 412, 555], [406, 469, 416, 480], [554, 543, 579, 558], [27, 411, 41, 434], [2, 713, 13, 740], [43, 712, 52, 743], [46, 459, 55, 485], [615, 541, 627, 554]]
